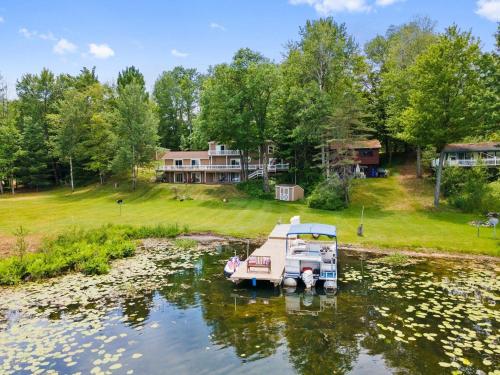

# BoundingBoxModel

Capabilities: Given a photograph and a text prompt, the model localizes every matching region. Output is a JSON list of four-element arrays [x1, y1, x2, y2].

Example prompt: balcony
[[157, 163, 290, 172], [208, 149, 240, 156], [432, 158, 500, 168]]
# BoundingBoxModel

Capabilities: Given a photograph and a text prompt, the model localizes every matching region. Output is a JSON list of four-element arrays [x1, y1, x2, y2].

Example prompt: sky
[[0, 0, 498, 98]]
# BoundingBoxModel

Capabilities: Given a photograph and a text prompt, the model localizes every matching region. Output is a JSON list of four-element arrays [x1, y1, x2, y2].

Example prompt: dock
[[230, 224, 292, 285]]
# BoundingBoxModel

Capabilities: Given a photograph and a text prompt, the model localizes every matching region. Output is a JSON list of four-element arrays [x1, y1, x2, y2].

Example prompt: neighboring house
[[432, 142, 500, 168], [156, 141, 289, 184], [329, 139, 382, 177]]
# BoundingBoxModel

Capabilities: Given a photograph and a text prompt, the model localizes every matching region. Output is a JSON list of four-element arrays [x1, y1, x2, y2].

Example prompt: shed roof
[[330, 139, 382, 150], [443, 142, 500, 153], [161, 150, 209, 160], [287, 223, 337, 237]]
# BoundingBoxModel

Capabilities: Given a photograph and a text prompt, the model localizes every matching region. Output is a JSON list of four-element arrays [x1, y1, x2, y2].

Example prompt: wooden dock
[[230, 224, 292, 285]]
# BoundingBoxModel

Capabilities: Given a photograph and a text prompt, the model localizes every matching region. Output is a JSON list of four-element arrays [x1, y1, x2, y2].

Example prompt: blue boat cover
[[287, 223, 337, 237]]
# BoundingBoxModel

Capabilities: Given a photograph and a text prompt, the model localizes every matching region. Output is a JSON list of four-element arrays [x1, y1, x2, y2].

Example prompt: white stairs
[[248, 169, 263, 180]]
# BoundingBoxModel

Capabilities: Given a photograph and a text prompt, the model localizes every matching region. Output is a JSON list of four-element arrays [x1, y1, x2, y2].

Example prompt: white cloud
[[53, 38, 77, 55], [475, 0, 500, 22], [88, 43, 115, 59], [19, 27, 35, 38], [171, 48, 189, 58], [209, 22, 226, 31], [39, 32, 56, 41], [19, 27, 57, 41], [0, 16, 4, 23], [289, 0, 372, 14], [375, 0, 403, 6]]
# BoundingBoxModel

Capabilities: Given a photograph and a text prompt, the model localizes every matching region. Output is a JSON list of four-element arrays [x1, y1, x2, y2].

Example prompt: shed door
[[280, 187, 289, 201]]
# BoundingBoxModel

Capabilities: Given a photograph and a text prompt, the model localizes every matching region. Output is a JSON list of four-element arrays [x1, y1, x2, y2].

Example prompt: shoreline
[[178, 232, 500, 263]]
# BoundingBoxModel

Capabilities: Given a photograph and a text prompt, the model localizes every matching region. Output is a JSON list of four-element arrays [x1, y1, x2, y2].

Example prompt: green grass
[[0, 224, 185, 285], [0, 172, 498, 257]]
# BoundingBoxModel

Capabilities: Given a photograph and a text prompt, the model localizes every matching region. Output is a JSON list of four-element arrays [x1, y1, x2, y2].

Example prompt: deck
[[230, 224, 292, 285]]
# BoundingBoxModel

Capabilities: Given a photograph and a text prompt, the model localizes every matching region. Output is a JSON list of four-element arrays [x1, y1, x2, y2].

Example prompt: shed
[[275, 184, 304, 202]]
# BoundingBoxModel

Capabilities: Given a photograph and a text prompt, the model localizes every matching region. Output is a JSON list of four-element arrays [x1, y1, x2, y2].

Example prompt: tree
[[279, 18, 365, 179], [0, 103, 22, 194], [200, 48, 277, 190], [16, 68, 68, 186], [83, 84, 115, 185], [113, 83, 159, 190], [117, 66, 146, 95], [326, 93, 372, 204], [366, 17, 436, 177], [244, 59, 278, 192], [199, 58, 256, 182], [153, 67, 201, 150], [400, 26, 482, 207]]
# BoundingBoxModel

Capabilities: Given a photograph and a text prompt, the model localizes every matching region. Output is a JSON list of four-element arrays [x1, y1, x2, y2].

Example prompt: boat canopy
[[287, 223, 337, 238]]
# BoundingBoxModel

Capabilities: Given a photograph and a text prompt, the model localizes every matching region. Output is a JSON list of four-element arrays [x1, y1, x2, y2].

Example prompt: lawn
[[0, 171, 498, 257]]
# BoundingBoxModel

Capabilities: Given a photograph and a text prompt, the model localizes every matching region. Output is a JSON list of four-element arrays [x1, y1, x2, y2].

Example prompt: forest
[[0, 17, 498, 208]]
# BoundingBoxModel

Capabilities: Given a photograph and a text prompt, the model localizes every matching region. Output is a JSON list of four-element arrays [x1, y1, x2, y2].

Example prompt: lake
[[0, 240, 498, 374]]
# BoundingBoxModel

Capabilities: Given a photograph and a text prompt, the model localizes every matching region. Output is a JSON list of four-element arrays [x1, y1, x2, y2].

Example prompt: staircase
[[248, 169, 263, 180]]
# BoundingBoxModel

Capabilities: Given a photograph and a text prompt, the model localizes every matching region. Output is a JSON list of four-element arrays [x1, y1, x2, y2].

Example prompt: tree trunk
[[132, 146, 136, 190], [261, 144, 269, 193], [321, 143, 327, 177], [388, 140, 393, 165], [433, 151, 445, 208], [239, 151, 246, 182], [69, 156, 75, 192], [99, 172, 104, 185], [416, 146, 422, 178], [10, 175, 15, 195], [0, 179, 3, 195]]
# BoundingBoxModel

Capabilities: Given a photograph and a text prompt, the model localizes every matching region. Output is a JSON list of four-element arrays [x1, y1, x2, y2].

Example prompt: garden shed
[[275, 184, 304, 202]]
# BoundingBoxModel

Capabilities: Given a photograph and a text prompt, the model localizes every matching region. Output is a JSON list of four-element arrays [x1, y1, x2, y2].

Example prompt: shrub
[[173, 238, 197, 251], [236, 180, 275, 199], [0, 223, 189, 285], [442, 167, 493, 212], [308, 178, 346, 211], [79, 255, 110, 275]]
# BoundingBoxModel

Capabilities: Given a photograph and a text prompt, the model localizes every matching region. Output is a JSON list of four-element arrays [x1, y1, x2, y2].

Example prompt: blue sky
[[0, 0, 498, 97]]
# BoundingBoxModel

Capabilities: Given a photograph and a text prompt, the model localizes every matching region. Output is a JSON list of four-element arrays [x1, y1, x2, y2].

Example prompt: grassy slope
[[0, 170, 498, 256]]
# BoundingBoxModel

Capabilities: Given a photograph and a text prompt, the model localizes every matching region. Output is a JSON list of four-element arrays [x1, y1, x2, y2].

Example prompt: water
[[0, 241, 498, 374]]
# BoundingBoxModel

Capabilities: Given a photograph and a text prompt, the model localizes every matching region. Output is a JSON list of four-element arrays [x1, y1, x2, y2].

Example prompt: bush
[[173, 238, 197, 251], [0, 223, 189, 285], [308, 178, 346, 211], [441, 167, 493, 212], [236, 180, 275, 199]]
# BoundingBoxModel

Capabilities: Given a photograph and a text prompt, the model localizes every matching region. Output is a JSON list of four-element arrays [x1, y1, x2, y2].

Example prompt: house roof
[[287, 223, 337, 237], [330, 139, 382, 150], [443, 142, 500, 153], [161, 150, 209, 160]]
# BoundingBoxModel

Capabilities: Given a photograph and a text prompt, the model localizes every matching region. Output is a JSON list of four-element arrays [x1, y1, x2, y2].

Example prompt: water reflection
[[0, 242, 498, 375]]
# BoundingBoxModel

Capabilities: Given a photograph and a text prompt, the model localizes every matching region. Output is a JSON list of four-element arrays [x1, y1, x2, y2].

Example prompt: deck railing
[[208, 149, 240, 156], [157, 163, 290, 172], [432, 158, 499, 168]]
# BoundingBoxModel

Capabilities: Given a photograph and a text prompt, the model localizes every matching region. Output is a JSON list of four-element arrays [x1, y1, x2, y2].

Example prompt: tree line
[[0, 18, 498, 204]]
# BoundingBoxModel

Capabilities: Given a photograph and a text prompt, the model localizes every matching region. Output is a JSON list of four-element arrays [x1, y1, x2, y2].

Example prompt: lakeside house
[[431, 142, 500, 168], [329, 139, 382, 177], [156, 141, 289, 184]]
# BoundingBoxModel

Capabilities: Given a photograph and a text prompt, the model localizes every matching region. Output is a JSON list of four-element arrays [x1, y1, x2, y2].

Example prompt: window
[[230, 159, 240, 166], [268, 145, 276, 154], [191, 159, 200, 166], [175, 160, 183, 166], [360, 150, 374, 157], [175, 173, 183, 183]]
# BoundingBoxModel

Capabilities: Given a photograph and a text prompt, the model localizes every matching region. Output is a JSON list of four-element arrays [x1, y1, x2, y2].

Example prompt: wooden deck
[[230, 224, 291, 285]]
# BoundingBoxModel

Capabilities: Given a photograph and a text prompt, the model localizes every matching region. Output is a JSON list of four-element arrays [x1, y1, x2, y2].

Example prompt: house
[[432, 142, 500, 168], [156, 141, 289, 184], [329, 139, 382, 177]]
